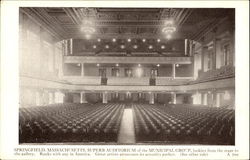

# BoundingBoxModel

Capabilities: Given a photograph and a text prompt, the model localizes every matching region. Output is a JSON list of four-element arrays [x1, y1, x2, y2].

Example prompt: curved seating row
[[193, 65, 235, 83], [19, 103, 124, 143], [133, 104, 235, 145]]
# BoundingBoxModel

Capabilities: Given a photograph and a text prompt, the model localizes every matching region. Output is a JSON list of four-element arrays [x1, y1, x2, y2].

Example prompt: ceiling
[[20, 7, 234, 41]]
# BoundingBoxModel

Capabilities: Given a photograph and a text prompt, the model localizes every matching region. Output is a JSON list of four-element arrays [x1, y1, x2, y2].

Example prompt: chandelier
[[162, 20, 176, 39], [81, 20, 95, 39], [80, 8, 96, 39]]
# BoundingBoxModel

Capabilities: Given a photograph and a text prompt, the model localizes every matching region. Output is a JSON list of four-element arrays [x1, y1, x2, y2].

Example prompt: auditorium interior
[[19, 8, 235, 145]]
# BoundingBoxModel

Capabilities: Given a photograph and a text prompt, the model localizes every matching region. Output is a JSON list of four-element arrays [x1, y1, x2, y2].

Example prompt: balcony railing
[[107, 77, 149, 85], [156, 77, 193, 85], [62, 76, 101, 85], [62, 76, 195, 86]]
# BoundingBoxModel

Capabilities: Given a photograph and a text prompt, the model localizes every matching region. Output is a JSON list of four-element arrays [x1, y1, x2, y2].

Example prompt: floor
[[117, 109, 136, 143]]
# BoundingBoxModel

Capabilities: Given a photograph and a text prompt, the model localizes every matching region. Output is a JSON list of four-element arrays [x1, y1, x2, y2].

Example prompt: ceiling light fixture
[[162, 26, 176, 34], [162, 19, 176, 40], [97, 38, 101, 42], [157, 64, 160, 67], [80, 8, 96, 39], [161, 45, 165, 49], [120, 45, 125, 49], [127, 38, 131, 42], [149, 45, 153, 49], [133, 45, 138, 49], [81, 20, 95, 39], [157, 39, 161, 42], [164, 20, 174, 25], [105, 45, 109, 49], [93, 45, 97, 49], [142, 39, 146, 42], [112, 38, 116, 42], [166, 34, 172, 40]]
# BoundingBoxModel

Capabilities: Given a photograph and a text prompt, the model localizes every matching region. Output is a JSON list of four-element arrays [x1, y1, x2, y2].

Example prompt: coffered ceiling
[[20, 7, 234, 41]]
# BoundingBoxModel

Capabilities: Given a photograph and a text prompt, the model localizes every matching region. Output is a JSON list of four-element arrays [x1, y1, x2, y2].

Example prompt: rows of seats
[[19, 103, 124, 143], [194, 65, 235, 83], [133, 104, 235, 145]]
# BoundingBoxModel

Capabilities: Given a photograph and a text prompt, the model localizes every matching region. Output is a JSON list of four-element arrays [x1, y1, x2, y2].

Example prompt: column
[[201, 46, 207, 72], [192, 91, 201, 105], [200, 92, 204, 105], [64, 40, 68, 56], [171, 92, 176, 104], [55, 91, 64, 103], [41, 90, 49, 105], [212, 39, 217, 70], [184, 39, 188, 56], [172, 64, 176, 79], [210, 91, 217, 107], [48, 91, 55, 104], [203, 92, 208, 105], [35, 90, 42, 106], [102, 92, 108, 104], [215, 92, 220, 108], [149, 92, 154, 104], [81, 63, 84, 76], [80, 91, 87, 103], [189, 40, 194, 56], [206, 91, 213, 106], [70, 38, 73, 55]]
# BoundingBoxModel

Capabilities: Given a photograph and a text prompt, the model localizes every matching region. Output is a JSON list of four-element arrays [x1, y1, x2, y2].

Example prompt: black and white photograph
[[19, 7, 235, 145], [0, 1, 249, 160]]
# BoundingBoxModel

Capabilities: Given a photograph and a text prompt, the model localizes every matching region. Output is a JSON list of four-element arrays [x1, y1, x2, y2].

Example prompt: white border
[[1, 1, 249, 160]]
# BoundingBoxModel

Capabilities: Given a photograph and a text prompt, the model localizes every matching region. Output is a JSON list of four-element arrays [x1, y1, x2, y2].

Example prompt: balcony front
[[62, 62, 194, 86]]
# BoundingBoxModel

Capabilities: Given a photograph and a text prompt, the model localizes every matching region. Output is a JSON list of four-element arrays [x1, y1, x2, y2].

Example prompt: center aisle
[[117, 108, 136, 143]]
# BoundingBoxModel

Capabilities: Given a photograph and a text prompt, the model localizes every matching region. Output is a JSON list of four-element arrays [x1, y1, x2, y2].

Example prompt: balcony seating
[[132, 104, 235, 145], [19, 103, 124, 143], [194, 65, 235, 83]]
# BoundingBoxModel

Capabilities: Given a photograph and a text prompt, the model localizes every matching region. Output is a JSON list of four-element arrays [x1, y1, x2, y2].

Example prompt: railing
[[62, 76, 101, 85], [107, 77, 149, 86], [62, 76, 196, 86], [156, 77, 193, 85], [64, 56, 192, 64]]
